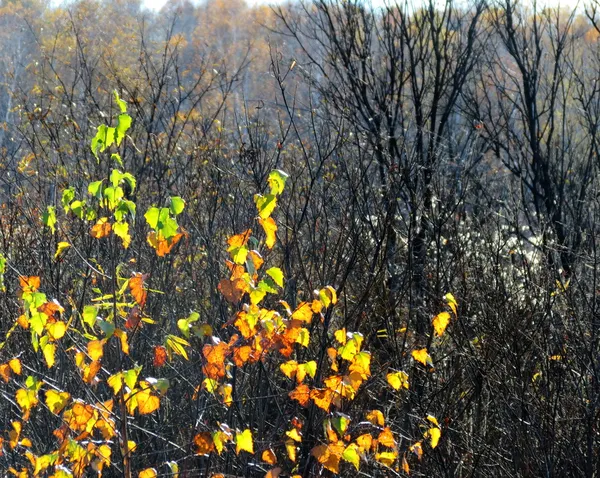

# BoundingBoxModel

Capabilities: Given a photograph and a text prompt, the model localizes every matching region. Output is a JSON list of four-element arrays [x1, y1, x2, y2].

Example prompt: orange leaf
[[227, 229, 252, 249], [90, 217, 112, 239], [262, 448, 277, 464], [83, 360, 102, 384], [378, 427, 396, 448], [20, 276, 40, 293], [138, 469, 157, 478], [153, 346, 167, 367], [310, 388, 336, 411], [194, 432, 215, 455], [366, 410, 385, 427], [402, 453, 410, 474], [289, 384, 310, 407], [129, 273, 148, 307], [233, 345, 252, 367], [218, 278, 247, 304], [0, 364, 11, 383], [265, 467, 282, 478], [356, 433, 373, 452]]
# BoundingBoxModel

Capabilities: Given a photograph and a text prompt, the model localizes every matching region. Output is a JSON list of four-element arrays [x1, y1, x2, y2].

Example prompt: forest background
[[1, 0, 600, 476]]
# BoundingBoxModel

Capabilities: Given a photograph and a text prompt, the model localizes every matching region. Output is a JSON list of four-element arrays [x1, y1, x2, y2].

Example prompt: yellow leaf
[[426, 415, 439, 427], [285, 439, 297, 462], [107, 373, 123, 395], [54, 241, 71, 260], [375, 450, 398, 467], [334, 328, 346, 345], [285, 428, 302, 442], [114, 329, 129, 355], [366, 409, 385, 426], [138, 468, 157, 478], [356, 433, 373, 452], [47, 321, 66, 341], [262, 448, 277, 464], [342, 443, 360, 471], [235, 429, 254, 455], [9, 421, 22, 449], [425, 427, 441, 449], [87, 340, 105, 361], [259, 217, 277, 249], [386, 371, 409, 390], [432, 311, 451, 336], [9, 358, 22, 375], [444, 293, 457, 316], [16, 388, 39, 419], [42, 342, 56, 368], [136, 389, 160, 415], [45, 390, 70, 415], [412, 348, 432, 366], [280, 360, 298, 380]]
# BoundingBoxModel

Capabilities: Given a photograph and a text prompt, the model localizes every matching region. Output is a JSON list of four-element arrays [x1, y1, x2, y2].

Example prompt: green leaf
[[91, 125, 116, 158], [62, 188, 75, 212], [70, 200, 85, 219], [113, 222, 131, 248], [266, 267, 284, 288], [332, 414, 351, 436], [88, 180, 104, 199], [145, 207, 160, 229], [170, 196, 185, 215], [124, 366, 141, 390], [177, 312, 199, 338], [257, 279, 278, 294], [268, 169, 288, 196], [115, 200, 136, 222], [158, 207, 179, 239], [114, 90, 128, 113], [97, 319, 115, 338], [342, 443, 360, 471], [103, 186, 124, 210], [111, 153, 124, 167], [115, 113, 132, 145], [254, 194, 277, 220], [42, 206, 57, 234]]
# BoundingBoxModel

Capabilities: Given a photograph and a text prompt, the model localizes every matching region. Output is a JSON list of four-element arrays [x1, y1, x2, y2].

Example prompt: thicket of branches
[[1, 0, 600, 476]]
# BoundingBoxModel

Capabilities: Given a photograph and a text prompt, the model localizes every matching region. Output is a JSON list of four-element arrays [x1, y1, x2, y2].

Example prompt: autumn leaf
[[375, 451, 398, 467], [433, 311, 451, 336], [366, 409, 385, 426], [45, 390, 70, 415], [291, 302, 313, 323], [425, 426, 441, 449], [218, 278, 247, 304], [265, 468, 282, 478], [386, 370, 409, 391], [136, 388, 160, 415], [412, 348, 432, 366], [342, 443, 360, 471], [311, 441, 344, 473], [445, 293, 458, 316], [262, 448, 277, 464], [378, 427, 396, 448], [138, 469, 157, 478], [90, 217, 112, 238], [285, 439, 297, 462], [235, 429, 254, 455], [289, 384, 311, 407], [402, 453, 410, 474], [194, 432, 215, 455], [356, 434, 373, 452], [20, 276, 41, 293], [129, 273, 148, 307], [259, 217, 277, 249], [87, 339, 105, 361], [153, 345, 167, 367]]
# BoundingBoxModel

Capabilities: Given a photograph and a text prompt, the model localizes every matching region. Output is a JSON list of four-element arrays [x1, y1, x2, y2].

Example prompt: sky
[[142, 0, 585, 12]]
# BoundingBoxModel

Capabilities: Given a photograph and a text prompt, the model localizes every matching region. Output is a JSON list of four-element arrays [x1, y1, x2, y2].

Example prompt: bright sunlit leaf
[[235, 429, 254, 455], [45, 390, 70, 415], [386, 370, 409, 391], [412, 348, 432, 366], [259, 217, 277, 249], [138, 468, 157, 478], [342, 443, 360, 471], [262, 449, 277, 464], [433, 311, 451, 336]]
